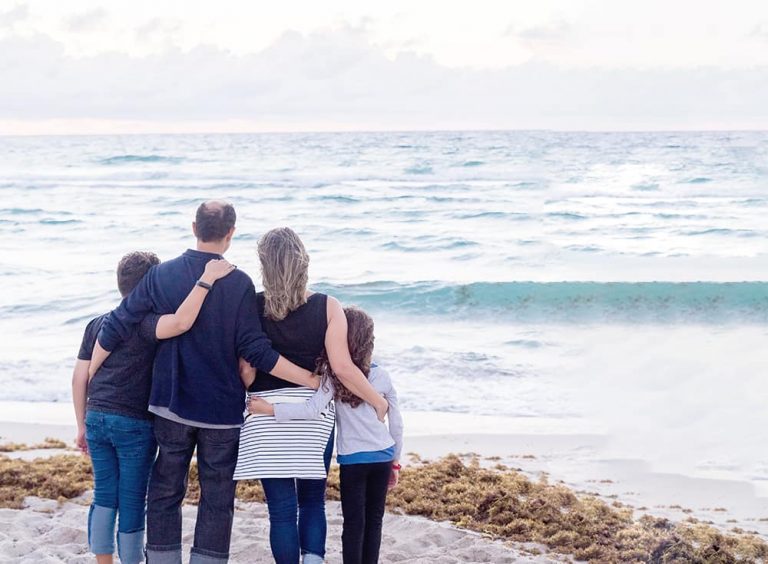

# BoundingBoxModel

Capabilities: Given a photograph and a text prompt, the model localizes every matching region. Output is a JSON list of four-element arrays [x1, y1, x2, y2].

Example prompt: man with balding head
[[97, 201, 314, 564]]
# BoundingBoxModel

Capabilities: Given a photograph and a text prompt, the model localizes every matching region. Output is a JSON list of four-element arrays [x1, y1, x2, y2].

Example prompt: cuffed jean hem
[[117, 530, 145, 564], [145, 546, 182, 564], [190, 546, 229, 564], [302, 552, 324, 564], [89, 504, 117, 555]]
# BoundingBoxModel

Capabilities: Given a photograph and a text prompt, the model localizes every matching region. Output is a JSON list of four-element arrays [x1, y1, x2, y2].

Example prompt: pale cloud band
[[2, 1, 768, 134]]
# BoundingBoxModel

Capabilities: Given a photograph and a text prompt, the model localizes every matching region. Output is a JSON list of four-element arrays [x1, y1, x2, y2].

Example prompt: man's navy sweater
[[97, 249, 279, 425]]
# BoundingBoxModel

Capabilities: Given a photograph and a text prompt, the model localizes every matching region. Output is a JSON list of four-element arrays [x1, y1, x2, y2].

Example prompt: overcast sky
[[2, 0, 768, 134]]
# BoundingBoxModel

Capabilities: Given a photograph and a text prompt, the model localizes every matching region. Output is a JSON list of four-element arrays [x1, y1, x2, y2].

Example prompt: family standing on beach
[[71, 201, 404, 564]]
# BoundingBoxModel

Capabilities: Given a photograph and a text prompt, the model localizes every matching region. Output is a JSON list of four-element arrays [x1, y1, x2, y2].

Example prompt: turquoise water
[[314, 281, 768, 322], [1, 131, 767, 485]]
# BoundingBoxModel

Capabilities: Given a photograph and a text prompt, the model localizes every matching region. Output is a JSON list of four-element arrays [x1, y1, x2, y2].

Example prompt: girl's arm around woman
[[248, 381, 335, 420]]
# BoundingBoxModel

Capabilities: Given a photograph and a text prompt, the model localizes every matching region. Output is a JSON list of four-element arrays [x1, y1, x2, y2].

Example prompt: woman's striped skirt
[[233, 387, 335, 480]]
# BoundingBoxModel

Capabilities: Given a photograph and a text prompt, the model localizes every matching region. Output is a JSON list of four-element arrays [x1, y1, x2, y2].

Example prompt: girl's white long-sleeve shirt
[[273, 364, 404, 460]]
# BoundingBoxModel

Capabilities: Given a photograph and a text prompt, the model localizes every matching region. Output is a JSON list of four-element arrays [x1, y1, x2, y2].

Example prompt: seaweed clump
[[0, 437, 69, 452], [0, 454, 92, 508], [381, 455, 768, 563]]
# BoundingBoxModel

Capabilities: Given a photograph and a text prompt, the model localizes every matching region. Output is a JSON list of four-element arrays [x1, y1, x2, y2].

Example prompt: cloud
[[65, 8, 108, 32], [750, 23, 768, 40], [506, 19, 571, 42], [0, 4, 28, 28], [1, 27, 767, 132], [135, 17, 181, 41]]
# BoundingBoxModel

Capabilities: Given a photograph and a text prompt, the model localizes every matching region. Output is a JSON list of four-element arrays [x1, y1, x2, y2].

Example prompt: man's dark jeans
[[146, 416, 240, 564]]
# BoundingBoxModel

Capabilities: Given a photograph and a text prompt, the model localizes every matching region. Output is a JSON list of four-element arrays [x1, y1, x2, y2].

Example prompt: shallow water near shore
[[1, 131, 767, 505]]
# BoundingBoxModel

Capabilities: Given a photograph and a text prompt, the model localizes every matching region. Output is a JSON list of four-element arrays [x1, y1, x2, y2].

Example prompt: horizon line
[[2, 126, 767, 138]]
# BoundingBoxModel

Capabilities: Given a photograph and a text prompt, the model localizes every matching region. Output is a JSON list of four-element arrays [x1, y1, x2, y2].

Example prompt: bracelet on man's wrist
[[196, 279, 213, 290]]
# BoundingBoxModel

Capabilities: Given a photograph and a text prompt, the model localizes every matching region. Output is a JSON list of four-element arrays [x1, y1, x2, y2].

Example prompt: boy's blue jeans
[[260, 434, 334, 564], [85, 410, 157, 564]]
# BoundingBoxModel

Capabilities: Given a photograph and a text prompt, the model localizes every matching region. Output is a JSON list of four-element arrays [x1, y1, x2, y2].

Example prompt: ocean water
[[1, 131, 767, 488]]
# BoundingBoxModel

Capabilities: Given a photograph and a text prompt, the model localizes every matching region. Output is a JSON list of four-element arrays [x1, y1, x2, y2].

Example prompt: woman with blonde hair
[[234, 227, 388, 564]]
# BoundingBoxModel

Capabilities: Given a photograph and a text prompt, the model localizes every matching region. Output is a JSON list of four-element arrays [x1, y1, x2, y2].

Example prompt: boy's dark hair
[[117, 251, 160, 297], [195, 201, 236, 242]]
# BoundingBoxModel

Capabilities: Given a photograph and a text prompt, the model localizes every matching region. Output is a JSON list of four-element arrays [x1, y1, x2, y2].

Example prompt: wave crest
[[312, 281, 768, 323]]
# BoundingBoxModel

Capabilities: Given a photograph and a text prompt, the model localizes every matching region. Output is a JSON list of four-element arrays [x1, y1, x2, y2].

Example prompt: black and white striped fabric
[[233, 387, 335, 480]]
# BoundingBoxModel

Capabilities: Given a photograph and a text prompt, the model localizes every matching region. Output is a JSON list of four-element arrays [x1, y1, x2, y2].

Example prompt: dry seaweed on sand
[[1, 453, 767, 563], [381, 455, 768, 563], [0, 437, 69, 452], [0, 454, 92, 508]]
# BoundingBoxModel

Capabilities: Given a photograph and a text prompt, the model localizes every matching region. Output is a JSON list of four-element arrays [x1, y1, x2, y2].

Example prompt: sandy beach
[[0, 496, 556, 564], [2, 401, 768, 562]]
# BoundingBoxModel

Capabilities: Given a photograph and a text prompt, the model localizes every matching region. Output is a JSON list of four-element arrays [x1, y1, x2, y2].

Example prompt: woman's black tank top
[[248, 292, 328, 392]]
